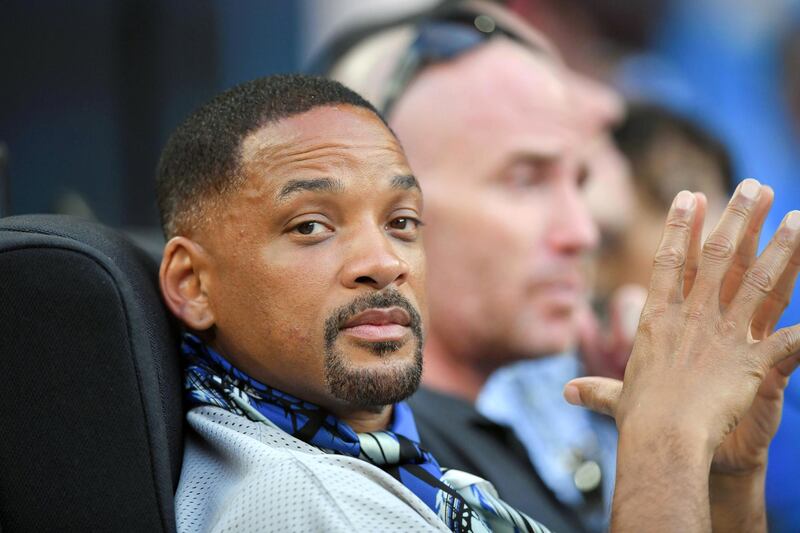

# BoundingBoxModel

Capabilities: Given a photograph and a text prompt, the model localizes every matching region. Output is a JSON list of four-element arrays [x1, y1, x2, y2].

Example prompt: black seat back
[[0, 214, 182, 532]]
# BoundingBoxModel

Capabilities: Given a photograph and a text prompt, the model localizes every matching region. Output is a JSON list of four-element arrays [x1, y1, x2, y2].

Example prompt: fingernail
[[674, 190, 695, 211], [739, 178, 761, 200], [787, 210, 800, 230], [564, 385, 583, 406]]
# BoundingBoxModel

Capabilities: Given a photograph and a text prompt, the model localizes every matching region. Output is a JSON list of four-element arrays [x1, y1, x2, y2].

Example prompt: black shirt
[[408, 387, 587, 533]]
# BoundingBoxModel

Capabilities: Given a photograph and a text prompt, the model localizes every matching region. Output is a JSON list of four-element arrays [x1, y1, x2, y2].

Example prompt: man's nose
[[339, 227, 410, 291], [547, 183, 600, 255]]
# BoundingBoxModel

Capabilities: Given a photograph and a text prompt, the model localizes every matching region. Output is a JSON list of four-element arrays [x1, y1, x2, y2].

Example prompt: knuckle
[[665, 217, 692, 232], [742, 266, 775, 294], [742, 357, 769, 383], [726, 203, 751, 222], [775, 328, 800, 355], [713, 318, 738, 336], [653, 246, 687, 270], [683, 307, 705, 324], [774, 233, 795, 256], [638, 304, 668, 334], [702, 234, 736, 262]]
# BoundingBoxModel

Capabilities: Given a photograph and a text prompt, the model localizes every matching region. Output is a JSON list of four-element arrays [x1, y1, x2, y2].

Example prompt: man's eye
[[505, 160, 549, 189], [294, 221, 328, 235], [387, 217, 423, 234], [388, 218, 414, 230]]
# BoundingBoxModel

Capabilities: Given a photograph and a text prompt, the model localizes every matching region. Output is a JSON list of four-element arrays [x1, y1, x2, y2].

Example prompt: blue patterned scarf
[[183, 334, 549, 533]]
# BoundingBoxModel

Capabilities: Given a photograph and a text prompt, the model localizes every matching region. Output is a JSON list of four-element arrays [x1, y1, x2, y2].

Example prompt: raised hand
[[563, 179, 800, 532]]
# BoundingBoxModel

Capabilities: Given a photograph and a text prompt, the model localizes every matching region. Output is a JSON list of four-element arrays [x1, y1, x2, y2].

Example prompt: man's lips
[[532, 273, 584, 293], [536, 280, 582, 293], [529, 275, 586, 309], [340, 307, 411, 342]]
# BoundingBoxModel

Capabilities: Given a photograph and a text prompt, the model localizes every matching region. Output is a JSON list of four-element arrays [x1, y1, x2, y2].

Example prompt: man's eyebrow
[[391, 174, 421, 191], [276, 177, 345, 202]]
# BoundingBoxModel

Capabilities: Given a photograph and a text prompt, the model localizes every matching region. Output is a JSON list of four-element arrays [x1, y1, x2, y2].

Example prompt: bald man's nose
[[547, 186, 600, 254]]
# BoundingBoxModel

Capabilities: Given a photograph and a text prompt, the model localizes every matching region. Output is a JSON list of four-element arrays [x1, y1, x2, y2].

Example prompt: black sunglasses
[[311, 3, 542, 116], [381, 11, 536, 116]]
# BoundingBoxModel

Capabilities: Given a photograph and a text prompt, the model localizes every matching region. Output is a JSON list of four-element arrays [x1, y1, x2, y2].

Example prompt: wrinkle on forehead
[[244, 138, 405, 176], [202, 107, 411, 248], [238, 105, 406, 191]]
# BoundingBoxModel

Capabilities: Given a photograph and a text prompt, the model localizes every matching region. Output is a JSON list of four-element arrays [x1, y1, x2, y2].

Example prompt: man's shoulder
[[176, 406, 447, 532], [183, 406, 392, 484], [186, 405, 324, 458]]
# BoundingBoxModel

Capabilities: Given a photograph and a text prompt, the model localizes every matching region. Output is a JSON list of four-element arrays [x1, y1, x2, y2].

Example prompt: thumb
[[564, 377, 623, 418]]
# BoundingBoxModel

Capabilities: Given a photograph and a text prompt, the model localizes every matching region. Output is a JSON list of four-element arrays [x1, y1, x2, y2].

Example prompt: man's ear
[[159, 236, 216, 330]]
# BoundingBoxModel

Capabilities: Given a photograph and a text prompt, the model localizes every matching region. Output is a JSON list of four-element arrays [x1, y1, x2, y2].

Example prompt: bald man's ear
[[159, 237, 216, 331]]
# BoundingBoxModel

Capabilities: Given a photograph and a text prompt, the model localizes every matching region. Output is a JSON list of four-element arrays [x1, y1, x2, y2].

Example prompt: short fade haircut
[[156, 74, 386, 237]]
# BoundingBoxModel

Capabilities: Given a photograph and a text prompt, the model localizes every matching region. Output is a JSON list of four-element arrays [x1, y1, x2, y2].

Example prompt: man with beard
[[159, 74, 550, 532], [159, 73, 800, 532]]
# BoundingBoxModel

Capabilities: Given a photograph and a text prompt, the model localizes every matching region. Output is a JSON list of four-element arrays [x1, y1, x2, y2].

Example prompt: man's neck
[[421, 334, 493, 403], [338, 405, 394, 433], [202, 336, 396, 434]]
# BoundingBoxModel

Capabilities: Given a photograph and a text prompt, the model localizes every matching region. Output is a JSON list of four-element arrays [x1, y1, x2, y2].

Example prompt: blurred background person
[[596, 103, 734, 303], [474, 128, 637, 533]]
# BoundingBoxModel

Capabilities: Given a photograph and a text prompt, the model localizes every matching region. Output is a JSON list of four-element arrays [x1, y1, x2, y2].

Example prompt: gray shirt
[[175, 406, 450, 532]]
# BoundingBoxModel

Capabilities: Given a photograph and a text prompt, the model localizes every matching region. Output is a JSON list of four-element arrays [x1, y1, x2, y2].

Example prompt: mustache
[[323, 289, 423, 350], [329, 289, 422, 331]]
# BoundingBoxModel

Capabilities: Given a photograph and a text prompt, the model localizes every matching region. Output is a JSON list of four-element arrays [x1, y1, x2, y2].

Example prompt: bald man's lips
[[530, 273, 585, 308], [341, 307, 411, 342]]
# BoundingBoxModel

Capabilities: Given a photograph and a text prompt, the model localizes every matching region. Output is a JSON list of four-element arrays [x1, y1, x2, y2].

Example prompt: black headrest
[[0, 214, 182, 532]]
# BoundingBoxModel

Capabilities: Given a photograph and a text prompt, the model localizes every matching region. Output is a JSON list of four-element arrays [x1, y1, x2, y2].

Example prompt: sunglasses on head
[[381, 11, 537, 116], [311, 3, 543, 116]]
